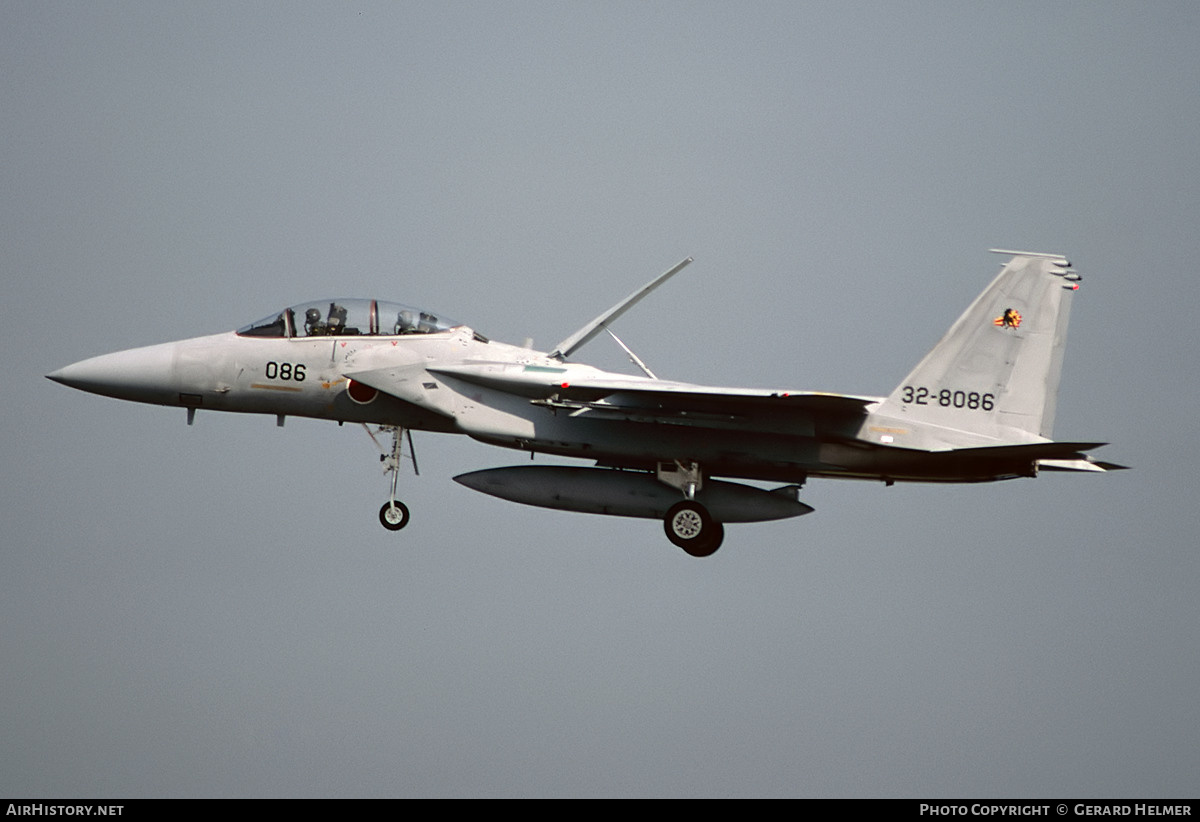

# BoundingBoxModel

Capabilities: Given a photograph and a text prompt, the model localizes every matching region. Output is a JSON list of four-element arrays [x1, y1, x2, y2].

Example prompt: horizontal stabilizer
[[946, 441, 1108, 461], [1037, 457, 1129, 473], [904, 440, 1121, 479], [811, 439, 1122, 482]]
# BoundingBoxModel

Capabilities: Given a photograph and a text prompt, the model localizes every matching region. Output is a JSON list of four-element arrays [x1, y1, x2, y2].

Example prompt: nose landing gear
[[365, 424, 418, 532], [379, 499, 410, 531]]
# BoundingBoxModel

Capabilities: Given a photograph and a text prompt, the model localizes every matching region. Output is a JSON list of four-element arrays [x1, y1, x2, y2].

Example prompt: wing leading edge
[[428, 361, 879, 417], [347, 358, 878, 424]]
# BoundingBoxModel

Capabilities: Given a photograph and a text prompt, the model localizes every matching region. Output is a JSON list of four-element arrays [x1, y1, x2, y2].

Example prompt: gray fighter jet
[[48, 250, 1124, 556]]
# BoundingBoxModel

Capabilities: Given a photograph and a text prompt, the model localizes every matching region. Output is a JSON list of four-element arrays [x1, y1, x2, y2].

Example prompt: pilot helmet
[[306, 308, 321, 324]]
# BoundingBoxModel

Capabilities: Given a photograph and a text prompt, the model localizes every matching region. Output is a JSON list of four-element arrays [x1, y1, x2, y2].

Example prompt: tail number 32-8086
[[901, 386, 994, 410]]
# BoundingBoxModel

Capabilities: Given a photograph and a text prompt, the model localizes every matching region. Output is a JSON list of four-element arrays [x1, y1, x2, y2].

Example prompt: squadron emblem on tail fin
[[994, 308, 1022, 328]]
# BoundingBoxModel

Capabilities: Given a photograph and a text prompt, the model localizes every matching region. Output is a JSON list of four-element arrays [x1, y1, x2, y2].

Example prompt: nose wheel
[[379, 500, 410, 531]]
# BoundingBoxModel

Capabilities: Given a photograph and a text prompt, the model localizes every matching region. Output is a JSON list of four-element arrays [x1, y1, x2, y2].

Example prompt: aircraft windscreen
[[237, 299, 461, 338]]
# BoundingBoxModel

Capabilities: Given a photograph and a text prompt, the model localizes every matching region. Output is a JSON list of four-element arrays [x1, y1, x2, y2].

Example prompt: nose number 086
[[265, 361, 306, 381]]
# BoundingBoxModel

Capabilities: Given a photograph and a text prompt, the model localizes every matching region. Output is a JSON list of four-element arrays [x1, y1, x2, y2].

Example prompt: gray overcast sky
[[3, 1, 1198, 798]]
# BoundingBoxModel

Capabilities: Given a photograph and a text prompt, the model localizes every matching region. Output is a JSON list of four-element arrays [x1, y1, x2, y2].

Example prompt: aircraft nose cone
[[46, 342, 179, 404], [44, 366, 74, 387]]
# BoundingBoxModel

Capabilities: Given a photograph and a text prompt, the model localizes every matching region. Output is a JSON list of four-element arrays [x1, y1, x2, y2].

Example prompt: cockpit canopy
[[237, 299, 463, 339]]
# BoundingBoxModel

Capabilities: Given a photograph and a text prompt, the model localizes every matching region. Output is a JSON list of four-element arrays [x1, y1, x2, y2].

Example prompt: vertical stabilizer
[[875, 250, 1080, 444]]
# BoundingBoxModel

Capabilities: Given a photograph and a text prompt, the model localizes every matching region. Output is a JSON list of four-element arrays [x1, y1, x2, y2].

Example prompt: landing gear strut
[[365, 424, 418, 532], [657, 460, 724, 556]]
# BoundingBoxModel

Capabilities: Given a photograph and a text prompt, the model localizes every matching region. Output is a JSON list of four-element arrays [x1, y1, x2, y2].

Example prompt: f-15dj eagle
[[48, 250, 1124, 556]]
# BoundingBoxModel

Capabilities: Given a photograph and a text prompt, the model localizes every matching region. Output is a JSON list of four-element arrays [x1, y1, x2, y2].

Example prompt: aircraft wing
[[428, 362, 878, 421]]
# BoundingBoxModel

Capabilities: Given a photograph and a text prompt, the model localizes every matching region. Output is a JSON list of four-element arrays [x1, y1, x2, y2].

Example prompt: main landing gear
[[658, 461, 724, 557], [365, 424, 418, 532], [663, 500, 724, 557]]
